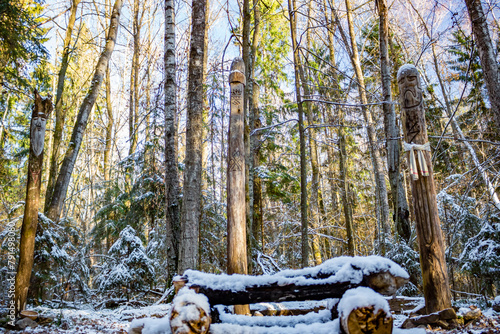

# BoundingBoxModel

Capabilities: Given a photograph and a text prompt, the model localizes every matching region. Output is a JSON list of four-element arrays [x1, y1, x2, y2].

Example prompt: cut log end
[[342, 306, 393, 334], [170, 300, 211, 334], [366, 271, 409, 296], [173, 277, 188, 294]]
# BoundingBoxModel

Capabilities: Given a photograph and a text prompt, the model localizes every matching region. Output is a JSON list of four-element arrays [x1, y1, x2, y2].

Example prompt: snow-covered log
[[338, 287, 393, 334], [173, 256, 409, 306]]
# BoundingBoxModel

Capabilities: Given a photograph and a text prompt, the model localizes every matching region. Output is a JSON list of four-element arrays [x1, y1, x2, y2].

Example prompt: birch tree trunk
[[344, 0, 390, 250], [464, 0, 500, 131], [376, 0, 411, 242], [44, 0, 81, 212], [103, 65, 113, 182], [44, 0, 124, 222], [164, 0, 181, 283], [128, 0, 142, 156], [288, 0, 309, 268], [15, 91, 53, 316], [398, 64, 452, 314], [178, 0, 207, 273]]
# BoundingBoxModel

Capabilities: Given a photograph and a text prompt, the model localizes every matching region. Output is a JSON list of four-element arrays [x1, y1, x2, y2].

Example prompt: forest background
[[0, 0, 499, 307]]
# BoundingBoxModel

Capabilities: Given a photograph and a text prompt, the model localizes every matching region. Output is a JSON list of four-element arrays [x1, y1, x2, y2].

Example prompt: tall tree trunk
[[15, 91, 53, 316], [288, 0, 309, 268], [164, 0, 180, 284], [376, 0, 411, 242], [178, 0, 207, 273], [44, 0, 81, 212], [343, 0, 390, 252], [251, 85, 263, 258], [103, 65, 113, 182], [398, 64, 452, 314], [128, 0, 142, 156], [44, 0, 124, 222], [248, 0, 261, 272], [464, 0, 500, 132], [302, 1, 322, 266]]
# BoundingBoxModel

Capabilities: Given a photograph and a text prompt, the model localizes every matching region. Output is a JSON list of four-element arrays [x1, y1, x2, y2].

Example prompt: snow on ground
[[0, 297, 497, 333], [0, 303, 172, 333]]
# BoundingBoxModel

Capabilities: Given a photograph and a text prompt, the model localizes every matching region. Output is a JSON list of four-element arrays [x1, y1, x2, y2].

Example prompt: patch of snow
[[397, 64, 417, 80], [130, 317, 172, 334], [210, 319, 340, 334], [250, 300, 329, 312], [215, 305, 331, 327], [173, 287, 210, 316], [337, 287, 390, 319]]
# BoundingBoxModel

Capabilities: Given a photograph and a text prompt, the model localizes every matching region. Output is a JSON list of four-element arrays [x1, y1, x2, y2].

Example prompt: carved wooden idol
[[227, 57, 247, 276], [397, 64, 452, 315], [15, 90, 53, 317]]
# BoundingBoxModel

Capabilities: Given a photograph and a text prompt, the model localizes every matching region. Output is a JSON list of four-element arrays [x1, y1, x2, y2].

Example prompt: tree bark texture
[[103, 65, 113, 182], [376, 0, 411, 243], [344, 0, 390, 248], [288, 0, 309, 268], [164, 0, 180, 284], [178, 0, 207, 273], [241, 0, 252, 269], [44, 0, 124, 222], [247, 0, 261, 273], [44, 0, 81, 212], [15, 90, 53, 316], [251, 85, 263, 258], [128, 0, 142, 156], [398, 64, 452, 314], [464, 0, 500, 132]]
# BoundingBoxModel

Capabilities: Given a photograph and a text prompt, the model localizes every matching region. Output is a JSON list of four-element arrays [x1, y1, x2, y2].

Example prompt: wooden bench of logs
[[133, 256, 409, 334]]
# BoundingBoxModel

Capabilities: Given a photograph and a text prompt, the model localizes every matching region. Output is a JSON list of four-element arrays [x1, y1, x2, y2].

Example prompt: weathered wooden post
[[227, 58, 249, 315], [397, 65, 452, 314], [15, 90, 53, 316]]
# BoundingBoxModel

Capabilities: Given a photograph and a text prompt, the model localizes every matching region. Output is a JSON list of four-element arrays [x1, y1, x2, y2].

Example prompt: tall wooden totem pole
[[227, 58, 249, 315], [15, 90, 53, 316], [397, 65, 452, 314]]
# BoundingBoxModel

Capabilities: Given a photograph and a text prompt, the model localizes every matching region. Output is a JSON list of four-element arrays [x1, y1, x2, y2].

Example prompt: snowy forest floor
[[0, 297, 499, 334]]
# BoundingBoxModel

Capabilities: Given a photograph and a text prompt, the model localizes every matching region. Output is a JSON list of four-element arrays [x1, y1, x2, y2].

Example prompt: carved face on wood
[[397, 65, 423, 109], [31, 112, 48, 157]]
